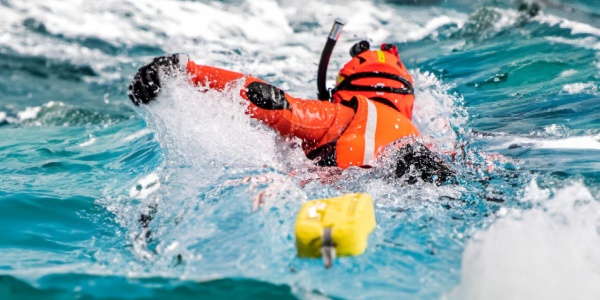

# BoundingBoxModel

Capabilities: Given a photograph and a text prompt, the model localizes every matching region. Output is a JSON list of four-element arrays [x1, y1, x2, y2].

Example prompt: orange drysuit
[[185, 44, 419, 169]]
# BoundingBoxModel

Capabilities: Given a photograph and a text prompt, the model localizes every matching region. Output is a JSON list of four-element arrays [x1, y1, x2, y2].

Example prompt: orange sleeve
[[186, 60, 265, 91], [185, 60, 354, 150], [248, 95, 355, 149]]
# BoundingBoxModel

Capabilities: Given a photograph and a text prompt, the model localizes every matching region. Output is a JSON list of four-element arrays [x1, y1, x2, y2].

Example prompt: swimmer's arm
[[186, 60, 266, 91], [186, 60, 355, 145]]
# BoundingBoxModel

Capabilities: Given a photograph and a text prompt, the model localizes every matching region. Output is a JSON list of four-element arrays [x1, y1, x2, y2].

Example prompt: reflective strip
[[377, 50, 386, 63], [362, 100, 378, 165]]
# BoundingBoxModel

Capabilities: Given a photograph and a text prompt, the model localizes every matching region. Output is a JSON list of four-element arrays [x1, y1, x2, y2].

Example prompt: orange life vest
[[308, 95, 419, 168]]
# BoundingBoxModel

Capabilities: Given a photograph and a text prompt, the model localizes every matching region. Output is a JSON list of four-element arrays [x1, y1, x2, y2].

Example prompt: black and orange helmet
[[333, 41, 416, 120], [336, 41, 413, 93]]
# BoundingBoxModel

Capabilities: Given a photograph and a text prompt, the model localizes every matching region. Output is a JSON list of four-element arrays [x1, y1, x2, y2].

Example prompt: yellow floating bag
[[295, 193, 376, 268]]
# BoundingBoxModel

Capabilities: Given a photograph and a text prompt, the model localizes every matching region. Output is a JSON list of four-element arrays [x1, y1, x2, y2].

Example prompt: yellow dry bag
[[295, 193, 376, 268]]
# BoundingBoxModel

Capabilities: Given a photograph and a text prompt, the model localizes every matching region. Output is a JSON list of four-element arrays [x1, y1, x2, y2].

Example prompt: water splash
[[446, 180, 600, 300]]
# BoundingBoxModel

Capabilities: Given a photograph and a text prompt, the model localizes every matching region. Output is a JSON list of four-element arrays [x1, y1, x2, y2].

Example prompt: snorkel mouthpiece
[[328, 19, 344, 40], [317, 19, 344, 101]]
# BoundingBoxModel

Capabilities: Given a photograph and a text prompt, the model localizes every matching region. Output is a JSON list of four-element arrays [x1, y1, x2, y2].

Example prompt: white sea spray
[[446, 181, 600, 300]]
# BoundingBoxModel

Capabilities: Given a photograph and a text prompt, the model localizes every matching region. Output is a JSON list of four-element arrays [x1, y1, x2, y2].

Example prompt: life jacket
[[308, 94, 419, 168], [332, 45, 415, 120]]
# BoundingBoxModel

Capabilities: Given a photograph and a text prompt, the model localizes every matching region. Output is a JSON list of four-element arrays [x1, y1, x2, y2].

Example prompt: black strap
[[334, 72, 414, 95]]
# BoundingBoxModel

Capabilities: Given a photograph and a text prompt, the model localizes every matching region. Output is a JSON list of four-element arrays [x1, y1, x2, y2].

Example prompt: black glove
[[394, 142, 455, 186], [128, 53, 189, 105]]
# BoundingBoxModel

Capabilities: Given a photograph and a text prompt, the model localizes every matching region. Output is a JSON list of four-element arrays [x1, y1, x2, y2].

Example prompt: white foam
[[492, 135, 600, 151], [0, 2, 119, 77], [491, 7, 521, 32], [539, 14, 600, 37], [0, 5, 19, 24], [412, 71, 466, 151], [129, 172, 161, 199], [144, 76, 282, 170], [17, 106, 41, 121], [539, 13, 600, 55], [1, 0, 299, 52], [558, 69, 577, 78], [79, 134, 97, 147], [538, 136, 600, 150], [561, 82, 598, 95], [123, 129, 153, 142], [5, 0, 151, 46], [539, 124, 569, 137], [520, 178, 550, 203], [546, 36, 600, 51], [405, 16, 463, 42], [4, 101, 70, 126], [446, 181, 600, 300], [44, 101, 65, 108], [0, 0, 471, 94]]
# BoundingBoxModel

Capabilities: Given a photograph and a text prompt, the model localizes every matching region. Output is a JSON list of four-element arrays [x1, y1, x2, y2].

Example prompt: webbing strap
[[320, 228, 336, 269], [334, 72, 414, 95]]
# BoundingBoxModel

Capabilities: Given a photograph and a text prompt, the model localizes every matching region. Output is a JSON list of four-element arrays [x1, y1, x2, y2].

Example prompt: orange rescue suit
[[185, 47, 419, 169]]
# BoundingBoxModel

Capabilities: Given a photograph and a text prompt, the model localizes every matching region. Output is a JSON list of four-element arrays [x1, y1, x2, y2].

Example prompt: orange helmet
[[333, 41, 416, 120]]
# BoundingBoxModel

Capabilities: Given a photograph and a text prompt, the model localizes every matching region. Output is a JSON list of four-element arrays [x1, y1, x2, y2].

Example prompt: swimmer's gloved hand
[[128, 53, 189, 105]]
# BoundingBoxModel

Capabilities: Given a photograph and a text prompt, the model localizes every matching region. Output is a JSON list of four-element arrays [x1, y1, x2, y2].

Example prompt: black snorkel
[[317, 19, 344, 101]]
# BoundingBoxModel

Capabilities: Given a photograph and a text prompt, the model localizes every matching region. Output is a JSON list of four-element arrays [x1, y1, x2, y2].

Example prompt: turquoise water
[[1, 0, 600, 299]]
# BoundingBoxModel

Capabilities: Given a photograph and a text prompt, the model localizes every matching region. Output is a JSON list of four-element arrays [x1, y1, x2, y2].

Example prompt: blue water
[[1, 0, 600, 299]]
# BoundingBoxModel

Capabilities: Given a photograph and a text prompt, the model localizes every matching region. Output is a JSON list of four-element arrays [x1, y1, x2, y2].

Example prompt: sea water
[[1, 0, 599, 299]]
